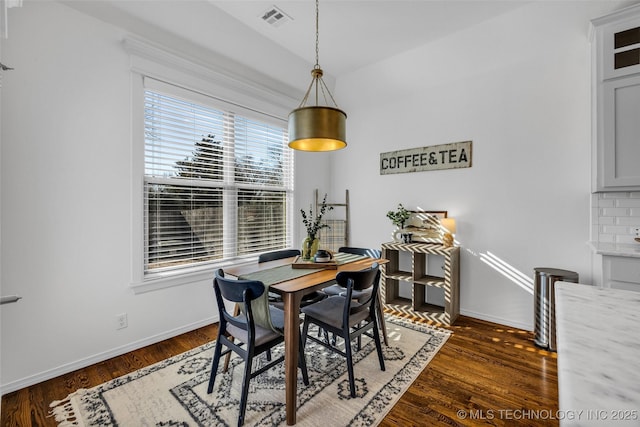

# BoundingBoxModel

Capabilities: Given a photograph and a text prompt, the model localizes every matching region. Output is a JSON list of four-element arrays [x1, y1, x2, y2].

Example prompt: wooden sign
[[380, 141, 472, 175]]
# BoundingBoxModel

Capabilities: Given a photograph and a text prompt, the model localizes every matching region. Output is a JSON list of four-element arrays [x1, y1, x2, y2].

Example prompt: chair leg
[[344, 330, 356, 398], [238, 353, 253, 427], [298, 332, 309, 386], [222, 336, 234, 373], [224, 304, 241, 371], [301, 317, 311, 349], [376, 294, 388, 346], [373, 323, 386, 372], [323, 329, 331, 345], [207, 339, 224, 394]]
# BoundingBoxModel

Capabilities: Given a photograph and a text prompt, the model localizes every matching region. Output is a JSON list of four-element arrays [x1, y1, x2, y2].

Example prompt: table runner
[[239, 264, 321, 287], [238, 252, 369, 332]]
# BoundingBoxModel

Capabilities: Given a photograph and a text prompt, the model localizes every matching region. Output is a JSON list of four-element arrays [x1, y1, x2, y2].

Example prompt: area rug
[[50, 316, 450, 427]]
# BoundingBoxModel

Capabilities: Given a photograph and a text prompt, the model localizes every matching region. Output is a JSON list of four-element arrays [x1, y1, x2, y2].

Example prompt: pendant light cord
[[315, 0, 320, 69], [288, 0, 347, 151], [314, 0, 320, 104], [297, 0, 340, 109]]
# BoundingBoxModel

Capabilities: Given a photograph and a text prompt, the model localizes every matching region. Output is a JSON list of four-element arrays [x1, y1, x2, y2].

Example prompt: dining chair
[[222, 249, 325, 372], [338, 247, 382, 259], [208, 269, 309, 427], [322, 247, 388, 345], [301, 263, 385, 398], [258, 249, 301, 263], [259, 249, 326, 308], [322, 247, 382, 296]]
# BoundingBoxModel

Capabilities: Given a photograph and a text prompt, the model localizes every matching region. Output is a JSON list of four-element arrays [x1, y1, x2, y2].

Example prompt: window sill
[[131, 257, 257, 294]]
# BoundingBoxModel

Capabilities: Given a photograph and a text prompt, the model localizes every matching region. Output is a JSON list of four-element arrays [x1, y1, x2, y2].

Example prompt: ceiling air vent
[[260, 5, 292, 28]]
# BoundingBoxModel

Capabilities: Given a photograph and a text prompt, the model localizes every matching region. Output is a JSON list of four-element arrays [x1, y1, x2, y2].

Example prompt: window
[[143, 82, 293, 276]]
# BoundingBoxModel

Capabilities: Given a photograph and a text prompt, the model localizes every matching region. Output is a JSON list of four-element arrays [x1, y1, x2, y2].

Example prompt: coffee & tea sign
[[380, 141, 472, 175]]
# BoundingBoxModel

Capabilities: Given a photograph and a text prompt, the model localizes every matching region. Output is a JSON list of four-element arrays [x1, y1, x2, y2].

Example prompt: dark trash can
[[533, 267, 579, 351]]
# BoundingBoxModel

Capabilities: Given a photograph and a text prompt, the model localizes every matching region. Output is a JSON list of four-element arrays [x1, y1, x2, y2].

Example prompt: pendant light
[[288, 0, 346, 151]]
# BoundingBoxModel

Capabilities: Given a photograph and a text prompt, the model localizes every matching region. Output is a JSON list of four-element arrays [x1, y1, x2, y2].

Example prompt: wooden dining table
[[224, 254, 387, 425]]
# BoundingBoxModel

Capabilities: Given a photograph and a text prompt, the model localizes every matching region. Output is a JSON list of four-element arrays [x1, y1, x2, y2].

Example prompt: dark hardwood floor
[[1, 314, 558, 426], [381, 315, 558, 426]]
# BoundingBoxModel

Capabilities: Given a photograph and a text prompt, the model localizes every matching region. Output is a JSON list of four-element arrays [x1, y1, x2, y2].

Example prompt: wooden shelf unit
[[381, 242, 460, 325]]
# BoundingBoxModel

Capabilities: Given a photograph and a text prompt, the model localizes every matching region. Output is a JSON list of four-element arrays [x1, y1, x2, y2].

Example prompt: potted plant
[[300, 194, 333, 259], [386, 203, 411, 230]]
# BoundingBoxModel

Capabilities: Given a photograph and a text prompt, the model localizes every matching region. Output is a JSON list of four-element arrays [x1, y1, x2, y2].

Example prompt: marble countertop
[[589, 242, 640, 258], [555, 282, 640, 425]]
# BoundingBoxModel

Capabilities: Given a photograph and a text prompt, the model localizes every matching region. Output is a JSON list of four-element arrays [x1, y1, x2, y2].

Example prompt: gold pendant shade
[[288, 106, 346, 151], [287, 0, 346, 152]]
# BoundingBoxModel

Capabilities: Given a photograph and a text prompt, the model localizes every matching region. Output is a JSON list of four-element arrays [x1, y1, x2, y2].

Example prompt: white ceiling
[[210, 1, 529, 76], [62, 0, 530, 78]]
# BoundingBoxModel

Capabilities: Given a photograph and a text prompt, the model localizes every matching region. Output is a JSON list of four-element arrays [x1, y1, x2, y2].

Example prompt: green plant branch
[[386, 203, 410, 228], [301, 193, 334, 239]]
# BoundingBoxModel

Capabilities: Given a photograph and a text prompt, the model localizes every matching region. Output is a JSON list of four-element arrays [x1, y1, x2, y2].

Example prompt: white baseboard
[[460, 309, 532, 331], [0, 316, 218, 396]]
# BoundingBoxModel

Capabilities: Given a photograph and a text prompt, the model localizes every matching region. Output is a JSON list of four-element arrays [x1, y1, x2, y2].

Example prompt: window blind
[[143, 82, 293, 274]]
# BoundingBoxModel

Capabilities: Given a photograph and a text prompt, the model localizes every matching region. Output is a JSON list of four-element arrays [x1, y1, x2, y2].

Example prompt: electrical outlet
[[116, 313, 128, 330], [635, 228, 640, 238]]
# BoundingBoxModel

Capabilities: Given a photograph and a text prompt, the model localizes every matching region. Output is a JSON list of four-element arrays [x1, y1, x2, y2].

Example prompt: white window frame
[[126, 37, 298, 293]]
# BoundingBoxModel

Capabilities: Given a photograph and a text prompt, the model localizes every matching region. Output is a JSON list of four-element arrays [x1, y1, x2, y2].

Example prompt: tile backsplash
[[591, 192, 640, 244]]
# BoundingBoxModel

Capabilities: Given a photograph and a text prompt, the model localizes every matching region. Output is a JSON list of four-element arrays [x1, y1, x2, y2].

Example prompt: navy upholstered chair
[[301, 263, 385, 398], [208, 269, 309, 426], [258, 249, 301, 263], [322, 247, 387, 345]]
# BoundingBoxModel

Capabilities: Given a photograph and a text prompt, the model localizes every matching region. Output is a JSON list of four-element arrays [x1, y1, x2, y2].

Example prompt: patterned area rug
[[50, 317, 450, 426]]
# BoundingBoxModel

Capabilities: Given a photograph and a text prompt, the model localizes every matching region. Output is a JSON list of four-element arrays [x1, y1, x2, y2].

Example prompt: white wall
[[0, 0, 325, 393], [0, 0, 217, 392], [330, 1, 630, 328]]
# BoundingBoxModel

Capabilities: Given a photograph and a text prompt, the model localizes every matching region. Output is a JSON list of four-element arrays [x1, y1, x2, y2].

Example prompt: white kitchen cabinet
[[592, 4, 640, 192], [599, 75, 640, 189], [603, 255, 640, 291]]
